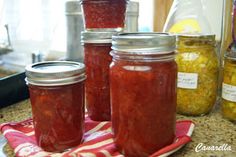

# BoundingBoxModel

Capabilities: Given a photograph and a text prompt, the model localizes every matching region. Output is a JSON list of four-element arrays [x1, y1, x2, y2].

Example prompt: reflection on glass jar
[[25, 61, 86, 152], [176, 35, 219, 116], [80, 0, 128, 31], [221, 53, 236, 122], [82, 31, 114, 121], [110, 33, 177, 157]]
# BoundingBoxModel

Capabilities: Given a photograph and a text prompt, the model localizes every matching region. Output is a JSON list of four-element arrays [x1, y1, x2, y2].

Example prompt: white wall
[[202, 0, 224, 40]]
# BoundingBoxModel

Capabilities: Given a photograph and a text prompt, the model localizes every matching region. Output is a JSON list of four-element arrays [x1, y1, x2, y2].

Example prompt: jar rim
[[110, 50, 176, 62], [177, 34, 215, 41], [111, 32, 176, 53], [25, 61, 86, 86], [225, 52, 236, 61], [81, 31, 117, 44]]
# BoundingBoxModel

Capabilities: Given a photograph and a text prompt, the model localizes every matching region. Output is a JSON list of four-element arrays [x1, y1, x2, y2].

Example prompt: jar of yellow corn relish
[[222, 52, 236, 122], [176, 35, 219, 116]]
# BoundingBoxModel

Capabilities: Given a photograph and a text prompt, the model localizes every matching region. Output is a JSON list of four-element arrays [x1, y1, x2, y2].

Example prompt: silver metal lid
[[177, 34, 215, 41], [25, 61, 86, 86], [177, 34, 216, 46], [225, 50, 236, 60], [81, 31, 117, 44], [65, 0, 82, 15], [111, 33, 176, 54]]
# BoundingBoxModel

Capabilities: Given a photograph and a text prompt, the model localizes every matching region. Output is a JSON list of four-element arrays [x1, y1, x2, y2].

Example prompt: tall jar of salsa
[[222, 52, 236, 122], [110, 33, 177, 157], [80, 0, 129, 31], [176, 35, 219, 116], [25, 61, 86, 152], [82, 31, 114, 121]]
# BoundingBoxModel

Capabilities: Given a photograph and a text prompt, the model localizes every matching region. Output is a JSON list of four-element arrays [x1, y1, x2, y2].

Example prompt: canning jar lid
[[111, 33, 176, 54], [177, 34, 216, 45], [81, 31, 117, 44], [177, 34, 216, 48], [225, 50, 236, 60], [25, 61, 86, 86]]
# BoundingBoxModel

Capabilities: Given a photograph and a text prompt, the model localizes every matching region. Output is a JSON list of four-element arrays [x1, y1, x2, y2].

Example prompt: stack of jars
[[80, 0, 129, 121], [80, 1, 179, 152], [25, 1, 178, 156]]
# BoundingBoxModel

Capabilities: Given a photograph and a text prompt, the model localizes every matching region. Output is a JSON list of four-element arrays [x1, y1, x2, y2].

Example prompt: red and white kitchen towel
[[0, 117, 194, 157]]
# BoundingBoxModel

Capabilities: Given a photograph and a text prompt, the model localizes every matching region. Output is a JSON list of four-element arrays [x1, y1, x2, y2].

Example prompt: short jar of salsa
[[110, 33, 177, 157], [80, 0, 128, 31], [25, 61, 86, 152], [82, 31, 114, 121]]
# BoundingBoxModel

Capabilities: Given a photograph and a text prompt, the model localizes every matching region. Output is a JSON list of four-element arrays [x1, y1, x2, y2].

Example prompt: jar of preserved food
[[25, 61, 86, 152], [176, 35, 219, 116], [110, 33, 177, 157], [82, 31, 114, 121], [222, 52, 236, 122], [80, 0, 129, 31]]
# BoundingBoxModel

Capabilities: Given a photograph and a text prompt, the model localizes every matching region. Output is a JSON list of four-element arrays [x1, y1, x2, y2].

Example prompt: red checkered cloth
[[0, 117, 194, 157]]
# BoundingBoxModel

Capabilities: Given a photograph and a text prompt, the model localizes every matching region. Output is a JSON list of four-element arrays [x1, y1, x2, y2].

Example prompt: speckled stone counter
[[0, 100, 235, 157]]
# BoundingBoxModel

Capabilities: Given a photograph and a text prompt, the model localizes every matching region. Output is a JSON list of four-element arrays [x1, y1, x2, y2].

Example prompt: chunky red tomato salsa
[[110, 59, 177, 156], [84, 43, 112, 121], [29, 83, 85, 152], [81, 0, 127, 29]]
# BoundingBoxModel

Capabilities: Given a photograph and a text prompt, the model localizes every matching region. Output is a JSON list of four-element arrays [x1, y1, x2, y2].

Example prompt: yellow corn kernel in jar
[[176, 35, 219, 116], [222, 54, 236, 122]]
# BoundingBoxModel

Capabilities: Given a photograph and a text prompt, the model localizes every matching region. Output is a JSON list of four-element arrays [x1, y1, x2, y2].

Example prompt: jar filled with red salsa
[[25, 61, 86, 152], [82, 31, 114, 121], [110, 33, 177, 157], [80, 0, 128, 31]]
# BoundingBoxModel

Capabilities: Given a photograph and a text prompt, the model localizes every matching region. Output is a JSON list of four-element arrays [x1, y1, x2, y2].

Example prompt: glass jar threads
[[222, 52, 236, 122], [110, 33, 177, 157], [176, 35, 219, 116], [80, 0, 129, 31], [25, 61, 86, 152], [82, 31, 114, 121]]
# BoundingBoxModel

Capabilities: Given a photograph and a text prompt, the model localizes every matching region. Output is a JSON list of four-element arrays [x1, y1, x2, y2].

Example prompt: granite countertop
[[0, 100, 235, 157]]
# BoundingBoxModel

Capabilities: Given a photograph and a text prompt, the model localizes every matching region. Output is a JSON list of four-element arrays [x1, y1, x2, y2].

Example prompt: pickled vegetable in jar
[[82, 31, 114, 121], [110, 33, 177, 157], [222, 53, 236, 122], [25, 61, 86, 152], [80, 0, 128, 31], [176, 35, 219, 116]]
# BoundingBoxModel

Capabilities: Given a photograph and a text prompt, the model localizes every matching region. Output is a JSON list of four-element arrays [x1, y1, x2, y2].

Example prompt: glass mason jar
[[176, 35, 219, 116], [82, 31, 114, 121], [80, 0, 129, 31], [110, 33, 177, 157], [221, 52, 236, 122], [25, 61, 86, 152]]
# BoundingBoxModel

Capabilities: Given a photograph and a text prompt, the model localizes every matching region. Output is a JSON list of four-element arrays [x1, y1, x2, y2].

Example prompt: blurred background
[[0, 0, 226, 72]]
